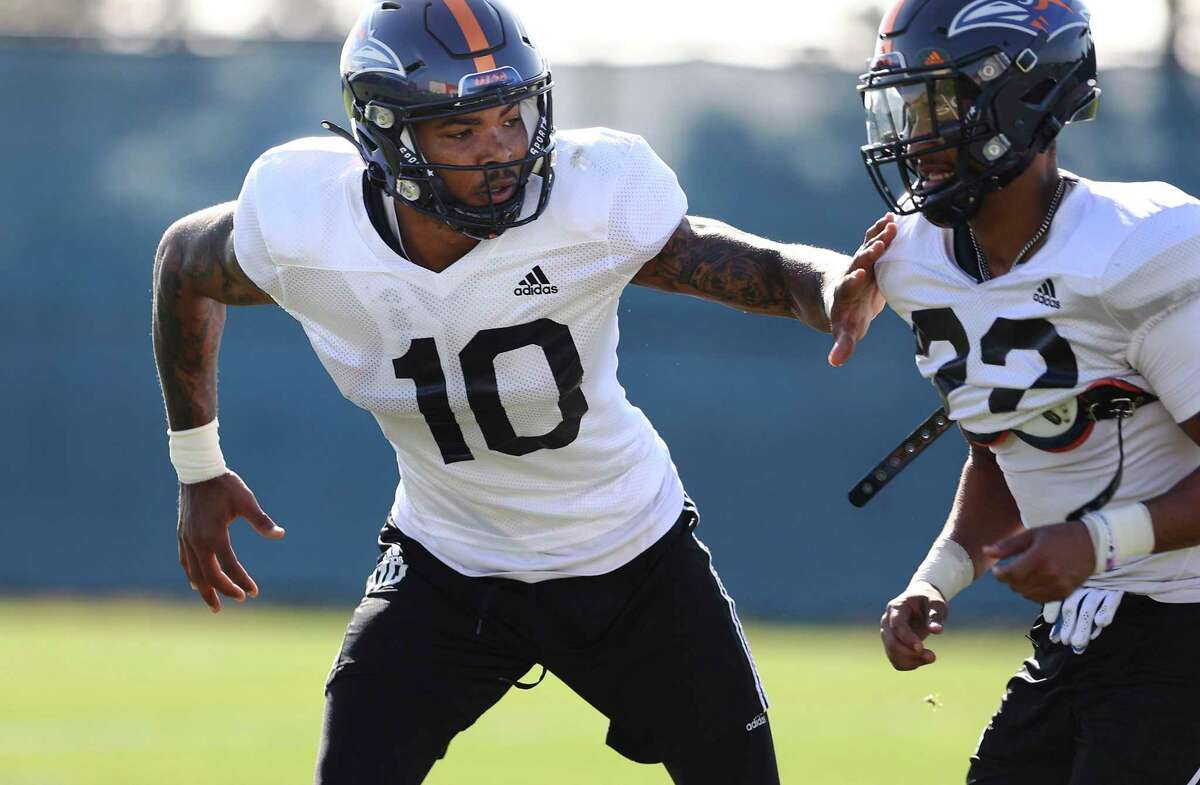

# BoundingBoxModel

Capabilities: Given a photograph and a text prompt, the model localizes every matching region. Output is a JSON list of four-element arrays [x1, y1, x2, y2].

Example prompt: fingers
[[985, 530, 1036, 568], [827, 270, 872, 367], [1053, 590, 1082, 645], [177, 474, 279, 612], [185, 542, 222, 613], [215, 544, 260, 600], [927, 600, 948, 634], [1042, 600, 1062, 626], [1092, 589, 1123, 631], [243, 501, 286, 540], [862, 214, 893, 244], [829, 220, 894, 369], [178, 537, 197, 591], [1069, 590, 1104, 652], [860, 213, 898, 259], [199, 549, 248, 604], [828, 329, 857, 368], [880, 600, 938, 671], [991, 524, 1095, 603], [850, 223, 897, 273]]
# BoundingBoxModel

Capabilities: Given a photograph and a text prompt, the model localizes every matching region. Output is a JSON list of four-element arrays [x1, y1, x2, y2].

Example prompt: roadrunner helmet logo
[[342, 15, 406, 77], [949, 0, 1089, 40]]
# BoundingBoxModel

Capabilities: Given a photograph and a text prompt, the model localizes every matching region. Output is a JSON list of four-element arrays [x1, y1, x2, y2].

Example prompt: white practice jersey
[[877, 176, 1200, 601], [233, 129, 689, 581]]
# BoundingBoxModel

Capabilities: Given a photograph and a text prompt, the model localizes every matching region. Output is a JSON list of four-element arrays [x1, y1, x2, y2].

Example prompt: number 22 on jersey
[[913, 308, 1079, 414], [392, 318, 589, 464]]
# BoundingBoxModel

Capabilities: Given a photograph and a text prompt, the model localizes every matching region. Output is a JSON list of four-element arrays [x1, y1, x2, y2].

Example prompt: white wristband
[[168, 418, 229, 485], [908, 537, 975, 602], [1080, 504, 1155, 574]]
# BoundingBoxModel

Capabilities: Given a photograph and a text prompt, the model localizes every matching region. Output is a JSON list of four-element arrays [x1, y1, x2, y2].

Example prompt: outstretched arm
[[632, 214, 894, 365], [152, 203, 283, 613]]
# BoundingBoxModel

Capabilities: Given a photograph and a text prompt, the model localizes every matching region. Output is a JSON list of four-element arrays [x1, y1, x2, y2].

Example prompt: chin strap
[[322, 120, 368, 158]]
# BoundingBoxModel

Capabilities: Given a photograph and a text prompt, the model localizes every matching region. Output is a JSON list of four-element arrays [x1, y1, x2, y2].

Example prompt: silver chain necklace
[[969, 176, 1069, 282]]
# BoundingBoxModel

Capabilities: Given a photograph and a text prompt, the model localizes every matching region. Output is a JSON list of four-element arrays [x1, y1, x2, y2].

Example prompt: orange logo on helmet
[[949, 0, 1088, 40], [1035, 0, 1074, 11], [924, 50, 946, 66]]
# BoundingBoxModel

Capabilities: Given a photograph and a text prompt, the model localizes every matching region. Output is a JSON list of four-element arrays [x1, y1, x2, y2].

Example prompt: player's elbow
[[156, 220, 189, 274], [155, 206, 232, 293], [154, 215, 212, 304]]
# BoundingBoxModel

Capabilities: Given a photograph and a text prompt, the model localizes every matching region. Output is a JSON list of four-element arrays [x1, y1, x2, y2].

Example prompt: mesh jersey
[[233, 129, 689, 581], [877, 177, 1200, 601]]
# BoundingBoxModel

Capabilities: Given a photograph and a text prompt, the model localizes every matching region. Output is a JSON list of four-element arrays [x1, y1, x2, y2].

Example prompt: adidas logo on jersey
[[1033, 279, 1061, 309], [514, 265, 559, 296]]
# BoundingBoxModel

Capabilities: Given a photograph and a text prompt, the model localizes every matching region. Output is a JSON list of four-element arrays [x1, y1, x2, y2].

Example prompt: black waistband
[[378, 500, 699, 587]]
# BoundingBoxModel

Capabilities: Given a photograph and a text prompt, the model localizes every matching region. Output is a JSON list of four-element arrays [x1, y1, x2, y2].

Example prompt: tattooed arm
[[152, 202, 272, 429], [153, 203, 284, 614], [633, 215, 895, 364]]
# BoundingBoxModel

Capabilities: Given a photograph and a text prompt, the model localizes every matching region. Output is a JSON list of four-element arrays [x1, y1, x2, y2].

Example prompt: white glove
[[1042, 587, 1124, 654]]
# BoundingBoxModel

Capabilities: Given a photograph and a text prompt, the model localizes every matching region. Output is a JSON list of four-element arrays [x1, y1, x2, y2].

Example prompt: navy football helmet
[[326, 0, 555, 239], [858, 0, 1100, 227]]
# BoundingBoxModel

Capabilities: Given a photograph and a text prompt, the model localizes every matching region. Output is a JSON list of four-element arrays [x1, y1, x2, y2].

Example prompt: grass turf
[[0, 599, 1030, 785]]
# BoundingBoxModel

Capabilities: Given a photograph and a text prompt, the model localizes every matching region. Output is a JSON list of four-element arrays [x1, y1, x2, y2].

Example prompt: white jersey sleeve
[[1097, 194, 1200, 422], [232, 156, 285, 303], [1099, 193, 1200, 330], [606, 134, 688, 278], [1128, 295, 1200, 423]]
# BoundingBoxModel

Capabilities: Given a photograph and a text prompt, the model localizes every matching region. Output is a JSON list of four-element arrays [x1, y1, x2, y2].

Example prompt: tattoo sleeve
[[631, 215, 848, 331], [152, 203, 273, 431]]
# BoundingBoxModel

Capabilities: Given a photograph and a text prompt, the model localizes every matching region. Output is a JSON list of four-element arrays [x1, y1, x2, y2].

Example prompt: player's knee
[[662, 714, 779, 785], [316, 674, 447, 785]]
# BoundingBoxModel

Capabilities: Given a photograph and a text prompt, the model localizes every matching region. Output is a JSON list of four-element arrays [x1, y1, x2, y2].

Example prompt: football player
[[151, 2, 890, 783], [859, 1, 1200, 783]]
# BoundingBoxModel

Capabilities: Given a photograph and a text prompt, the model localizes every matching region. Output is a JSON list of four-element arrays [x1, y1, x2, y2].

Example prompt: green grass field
[[0, 599, 1031, 785]]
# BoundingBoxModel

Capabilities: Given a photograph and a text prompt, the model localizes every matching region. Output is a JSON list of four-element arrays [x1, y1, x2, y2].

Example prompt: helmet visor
[[864, 78, 966, 146]]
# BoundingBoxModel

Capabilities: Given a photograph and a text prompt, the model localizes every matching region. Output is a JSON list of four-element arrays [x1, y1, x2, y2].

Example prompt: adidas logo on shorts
[[514, 265, 559, 296], [364, 544, 408, 594], [1033, 278, 1061, 309], [745, 713, 768, 732]]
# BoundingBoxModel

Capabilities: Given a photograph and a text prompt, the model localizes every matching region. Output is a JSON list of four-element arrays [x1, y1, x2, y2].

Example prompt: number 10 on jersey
[[392, 318, 589, 464]]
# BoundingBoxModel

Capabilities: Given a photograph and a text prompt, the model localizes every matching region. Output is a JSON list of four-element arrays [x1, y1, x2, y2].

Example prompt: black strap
[[1065, 387, 1159, 520], [1066, 413, 1128, 520], [361, 172, 406, 257], [849, 408, 954, 507], [849, 384, 1159, 509]]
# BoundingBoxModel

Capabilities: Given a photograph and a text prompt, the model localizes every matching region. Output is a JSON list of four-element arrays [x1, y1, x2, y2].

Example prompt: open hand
[[880, 580, 947, 671], [177, 471, 285, 613], [828, 213, 895, 367], [985, 522, 1094, 603]]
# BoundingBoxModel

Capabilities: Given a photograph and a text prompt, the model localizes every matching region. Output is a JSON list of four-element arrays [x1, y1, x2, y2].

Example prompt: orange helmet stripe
[[443, 0, 498, 73], [880, 0, 906, 35]]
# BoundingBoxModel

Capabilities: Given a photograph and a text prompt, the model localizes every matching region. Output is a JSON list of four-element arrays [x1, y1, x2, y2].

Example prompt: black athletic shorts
[[968, 593, 1200, 785], [315, 502, 778, 785]]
